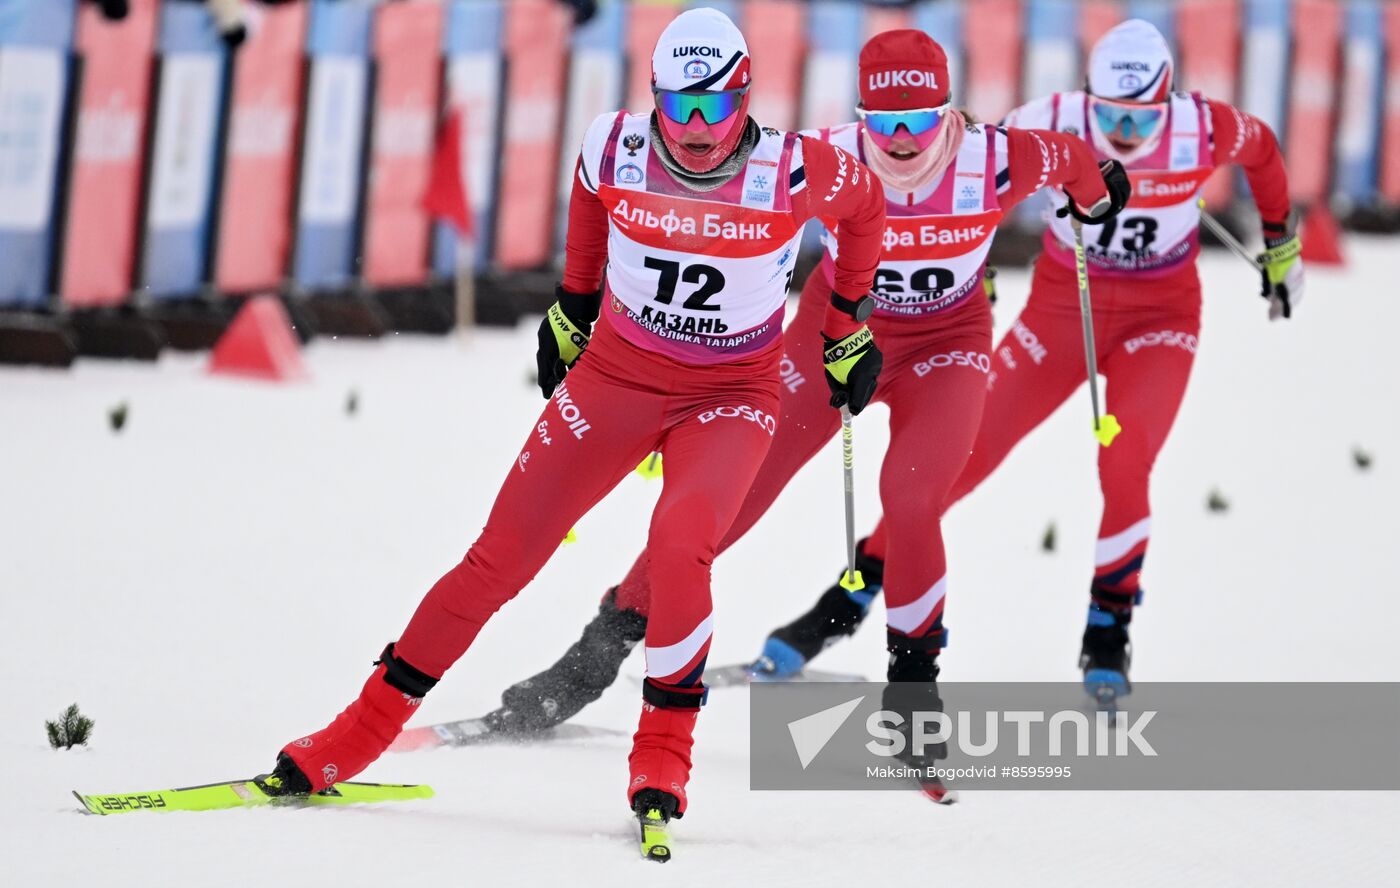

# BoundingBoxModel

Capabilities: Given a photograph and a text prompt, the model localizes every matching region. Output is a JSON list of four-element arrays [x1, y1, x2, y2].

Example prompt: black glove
[[536, 286, 601, 398], [1058, 159, 1131, 223], [823, 326, 883, 415]]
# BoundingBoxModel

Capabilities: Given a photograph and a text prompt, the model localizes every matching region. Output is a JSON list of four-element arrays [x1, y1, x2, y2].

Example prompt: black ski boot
[[752, 541, 884, 678], [633, 788, 680, 862], [1080, 602, 1133, 708], [256, 752, 313, 797], [485, 588, 647, 734], [883, 638, 956, 804]]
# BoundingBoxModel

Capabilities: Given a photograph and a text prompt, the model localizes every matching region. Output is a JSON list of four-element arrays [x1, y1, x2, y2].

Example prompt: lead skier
[[259, 7, 887, 842], [471, 29, 1128, 772], [744, 19, 1303, 702]]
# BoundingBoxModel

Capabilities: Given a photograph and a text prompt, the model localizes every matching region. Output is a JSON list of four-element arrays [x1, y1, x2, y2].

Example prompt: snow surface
[[3, 241, 1398, 886]]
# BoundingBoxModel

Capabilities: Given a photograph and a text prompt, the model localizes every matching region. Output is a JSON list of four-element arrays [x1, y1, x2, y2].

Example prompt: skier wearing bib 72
[[257, 7, 887, 857]]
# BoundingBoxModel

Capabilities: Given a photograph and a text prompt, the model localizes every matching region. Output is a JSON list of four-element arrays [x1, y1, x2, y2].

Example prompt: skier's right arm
[[792, 136, 887, 415], [539, 155, 611, 398]]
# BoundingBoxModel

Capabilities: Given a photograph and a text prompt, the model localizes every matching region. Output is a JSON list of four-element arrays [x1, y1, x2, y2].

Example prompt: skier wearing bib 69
[[472, 28, 1129, 785], [258, 8, 887, 858], [754, 19, 1303, 705]]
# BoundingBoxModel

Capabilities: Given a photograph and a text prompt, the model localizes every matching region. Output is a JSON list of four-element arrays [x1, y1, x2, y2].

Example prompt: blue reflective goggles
[[653, 87, 748, 126], [857, 104, 950, 137], [1091, 98, 1166, 140]]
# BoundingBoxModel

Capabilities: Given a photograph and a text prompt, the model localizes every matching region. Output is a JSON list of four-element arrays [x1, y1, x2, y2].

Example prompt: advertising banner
[[963, 0, 1022, 125], [1177, 0, 1239, 209], [214, 1, 308, 294], [434, 0, 503, 277], [555, 2, 624, 253], [799, 1, 860, 132], [292, 0, 371, 291], [1334, 0, 1384, 207], [1285, 0, 1342, 204], [744, 1, 804, 134], [362, 0, 443, 287], [0, 0, 74, 307], [142, 1, 227, 299], [61, 0, 157, 308], [494, 0, 569, 269]]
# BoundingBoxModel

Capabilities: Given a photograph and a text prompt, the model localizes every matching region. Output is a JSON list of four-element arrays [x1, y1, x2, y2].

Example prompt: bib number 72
[[644, 257, 725, 311]]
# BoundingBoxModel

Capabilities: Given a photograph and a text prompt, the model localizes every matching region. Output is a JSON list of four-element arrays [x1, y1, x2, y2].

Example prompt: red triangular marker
[[1300, 205, 1345, 266], [209, 295, 306, 382]]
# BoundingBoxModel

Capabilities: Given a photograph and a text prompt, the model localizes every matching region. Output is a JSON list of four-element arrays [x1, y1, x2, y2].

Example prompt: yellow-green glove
[[1258, 232, 1304, 321], [536, 286, 601, 397], [823, 326, 883, 414]]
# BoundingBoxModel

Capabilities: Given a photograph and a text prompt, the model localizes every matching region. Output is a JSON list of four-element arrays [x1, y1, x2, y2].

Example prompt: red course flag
[[423, 108, 474, 239]]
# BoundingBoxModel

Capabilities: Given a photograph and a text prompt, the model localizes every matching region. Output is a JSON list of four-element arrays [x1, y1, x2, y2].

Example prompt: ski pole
[[838, 405, 865, 592], [1197, 201, 1264, 270], [1070, 218, 1122, 447]]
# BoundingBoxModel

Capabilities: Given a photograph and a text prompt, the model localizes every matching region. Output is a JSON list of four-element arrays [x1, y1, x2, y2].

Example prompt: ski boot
[[485, 588, 647, 734], [277, 643, 438, 792], [1080, 602, 1133, 710], [255, 753, 314, 797], [884, 638, 956, 805], [632, 788, 679, 862], [750, 542, 884, 679]]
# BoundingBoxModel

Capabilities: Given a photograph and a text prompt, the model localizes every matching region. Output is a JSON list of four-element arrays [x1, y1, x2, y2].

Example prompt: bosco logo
[[683, 59, 711, 79], [616, 163, 643, 185], [696, 405, 777, 436], [913, 350, 992, 377]]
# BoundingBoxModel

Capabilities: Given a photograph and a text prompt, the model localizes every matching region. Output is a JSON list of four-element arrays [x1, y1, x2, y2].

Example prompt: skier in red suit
[[260, 8, 888, 833], [473, 29, 1128, 764]]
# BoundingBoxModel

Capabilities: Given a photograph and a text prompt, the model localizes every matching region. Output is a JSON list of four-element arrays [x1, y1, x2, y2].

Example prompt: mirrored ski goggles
[[653, 86, 748, 126], [1090, 98, 1166, 140], [856, 103, 951, 137]]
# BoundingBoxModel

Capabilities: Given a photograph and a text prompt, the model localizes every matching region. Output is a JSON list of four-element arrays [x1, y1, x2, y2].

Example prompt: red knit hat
[[859, 30, 950, 111]]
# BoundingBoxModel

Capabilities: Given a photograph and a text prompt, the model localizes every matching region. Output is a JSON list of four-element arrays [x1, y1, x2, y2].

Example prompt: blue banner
[[142, 1, 228, 299], [0, 0, 75, 307], [293, 0, 372, 291], [433, 0, 503, 277], [1334, 0, 1384, 204]]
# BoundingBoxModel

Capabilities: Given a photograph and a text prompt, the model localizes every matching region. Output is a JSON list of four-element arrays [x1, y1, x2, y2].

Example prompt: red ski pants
[[397, 315, 782, 686], [615, 271, 993, 648], [866, 255, 1202, 609]]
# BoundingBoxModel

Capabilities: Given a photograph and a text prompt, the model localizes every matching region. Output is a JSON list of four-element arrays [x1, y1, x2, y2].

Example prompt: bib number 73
[[644, 257, 726, 310]]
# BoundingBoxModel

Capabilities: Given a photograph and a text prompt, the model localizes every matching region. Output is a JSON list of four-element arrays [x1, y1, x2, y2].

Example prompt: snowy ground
[[3, 240, 1398, 885]]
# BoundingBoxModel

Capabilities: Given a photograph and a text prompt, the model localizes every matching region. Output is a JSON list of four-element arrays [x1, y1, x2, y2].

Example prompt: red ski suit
[[861, 94, 1292, 616], [279, 113, 885, 815], [612, 119, 1111, 658]]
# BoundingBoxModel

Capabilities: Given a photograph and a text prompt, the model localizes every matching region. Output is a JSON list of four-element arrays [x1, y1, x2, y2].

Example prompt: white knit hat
[[651, 7, 751, 93], [1087, 19, 1174, 102]]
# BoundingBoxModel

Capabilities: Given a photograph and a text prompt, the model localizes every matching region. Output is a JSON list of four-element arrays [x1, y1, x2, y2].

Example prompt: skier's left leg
[[875, 299, 993, 677], [870, 303, 992, 802], [628, 384, 782, 817], [1082, 296, 1200, 695], [270, 341, 664, 794]]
